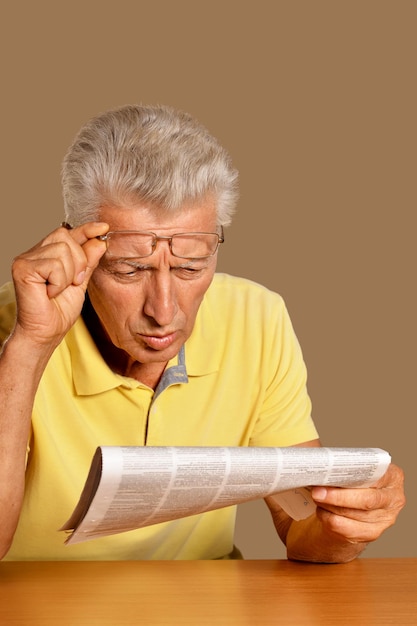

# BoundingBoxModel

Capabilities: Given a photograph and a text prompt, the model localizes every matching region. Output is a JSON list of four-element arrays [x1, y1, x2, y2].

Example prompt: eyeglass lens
[[104, 231, 222, 259]]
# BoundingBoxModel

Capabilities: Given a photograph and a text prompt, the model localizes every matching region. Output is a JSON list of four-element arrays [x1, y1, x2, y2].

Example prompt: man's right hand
[[11, 222, 109, 348]]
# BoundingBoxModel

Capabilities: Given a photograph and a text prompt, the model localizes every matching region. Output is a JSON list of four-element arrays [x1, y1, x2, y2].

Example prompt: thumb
[[75, 237, 107, 287]]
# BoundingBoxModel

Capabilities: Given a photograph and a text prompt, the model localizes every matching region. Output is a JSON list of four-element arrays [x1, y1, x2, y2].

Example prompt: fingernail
[[312, 487, 327, 501], [75, 271, 86, 285]]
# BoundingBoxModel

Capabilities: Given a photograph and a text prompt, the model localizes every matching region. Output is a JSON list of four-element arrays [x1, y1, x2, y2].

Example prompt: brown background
[[0, 1, 415, 558]]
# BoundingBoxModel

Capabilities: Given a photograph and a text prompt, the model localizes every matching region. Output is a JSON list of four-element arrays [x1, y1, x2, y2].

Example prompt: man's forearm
[[0, 332, 53, 559]]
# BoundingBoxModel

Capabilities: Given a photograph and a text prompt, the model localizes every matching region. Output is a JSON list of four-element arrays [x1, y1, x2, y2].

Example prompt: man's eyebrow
[[103, 259, 151, 270], [122, 260, 152, 270], [175, 259, 209, 269], [103, 258, 209, 271]]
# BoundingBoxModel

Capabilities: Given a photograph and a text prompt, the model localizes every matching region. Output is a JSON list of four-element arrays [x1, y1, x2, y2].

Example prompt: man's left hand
[[310, 463, 406, 544]]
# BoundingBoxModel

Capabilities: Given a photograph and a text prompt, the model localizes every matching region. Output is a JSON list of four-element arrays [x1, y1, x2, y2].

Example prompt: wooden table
[[0, 558, 416, 625]]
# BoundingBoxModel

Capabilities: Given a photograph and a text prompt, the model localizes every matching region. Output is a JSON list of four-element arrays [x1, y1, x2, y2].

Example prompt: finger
[[79, 233, 109, 281], [311, 464, 405, 514], [14, 246, 79, 302], [316, 507, 393, 543], [59, 222, 109, 286], [37, 223, 108, 290], [14, 242, 75, 287], [312, 486, 388, 516], [17, 241, 84, 295], [61, 221, 109, 246]]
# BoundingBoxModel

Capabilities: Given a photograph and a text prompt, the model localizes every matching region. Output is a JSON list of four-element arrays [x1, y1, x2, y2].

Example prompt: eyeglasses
[[97, 227, 224, 260]]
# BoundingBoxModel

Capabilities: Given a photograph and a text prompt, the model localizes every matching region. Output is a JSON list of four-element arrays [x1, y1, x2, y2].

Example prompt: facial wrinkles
[[89, 203, 218, 363], [92, 246, 213, 342]]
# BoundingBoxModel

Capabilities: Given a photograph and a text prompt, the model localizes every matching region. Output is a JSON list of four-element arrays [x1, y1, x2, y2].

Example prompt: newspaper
[[61, 446, 391, 545]]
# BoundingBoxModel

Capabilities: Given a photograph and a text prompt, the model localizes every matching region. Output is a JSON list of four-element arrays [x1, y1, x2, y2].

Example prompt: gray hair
[[62, 104, 239, 226]]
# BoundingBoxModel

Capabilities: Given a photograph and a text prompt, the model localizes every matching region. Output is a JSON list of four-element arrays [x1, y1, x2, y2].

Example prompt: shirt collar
[[66, 316, 141, 395]]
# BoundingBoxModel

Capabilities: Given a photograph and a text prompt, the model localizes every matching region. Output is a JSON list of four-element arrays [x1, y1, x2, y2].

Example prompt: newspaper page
[[61, 446, 391, 545]]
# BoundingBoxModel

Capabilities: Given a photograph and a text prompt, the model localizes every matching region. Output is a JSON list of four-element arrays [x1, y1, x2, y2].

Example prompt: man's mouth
[[139, 332, 177, 350]]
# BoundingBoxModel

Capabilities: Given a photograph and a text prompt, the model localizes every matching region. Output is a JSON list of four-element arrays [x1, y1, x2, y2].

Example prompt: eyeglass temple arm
[[60, 222, 225, 244]]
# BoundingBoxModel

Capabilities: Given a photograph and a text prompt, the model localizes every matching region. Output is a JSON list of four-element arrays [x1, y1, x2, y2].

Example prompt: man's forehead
[[98, 199, 218, 232]]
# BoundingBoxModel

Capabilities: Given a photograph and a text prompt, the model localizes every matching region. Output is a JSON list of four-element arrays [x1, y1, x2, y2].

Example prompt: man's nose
[[143, 271, 178, 327]]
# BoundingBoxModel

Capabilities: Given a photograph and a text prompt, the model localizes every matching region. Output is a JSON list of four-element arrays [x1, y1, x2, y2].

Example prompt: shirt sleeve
[[249, 295, 319, 447]]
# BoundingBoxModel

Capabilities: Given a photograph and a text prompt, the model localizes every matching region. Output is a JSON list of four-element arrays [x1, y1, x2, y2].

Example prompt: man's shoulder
[[207, 273, 285, 307], [0, 282, 16, 344], [189, 274, 294, 368], [200, 273, 288, 333], [0, 281, 16, 304]]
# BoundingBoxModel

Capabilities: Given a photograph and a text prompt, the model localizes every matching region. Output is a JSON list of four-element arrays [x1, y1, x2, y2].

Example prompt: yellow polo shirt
[[0, 274, 318, 560]]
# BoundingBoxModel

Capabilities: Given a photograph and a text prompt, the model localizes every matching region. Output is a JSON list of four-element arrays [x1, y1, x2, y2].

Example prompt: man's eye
[[103, 262, 146, 278], [119, 270, 139, 277], [175, 266, 205, 278]]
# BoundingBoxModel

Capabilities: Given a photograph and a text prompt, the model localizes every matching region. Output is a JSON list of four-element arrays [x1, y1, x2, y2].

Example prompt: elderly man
[[0, 104, 404, 561]]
